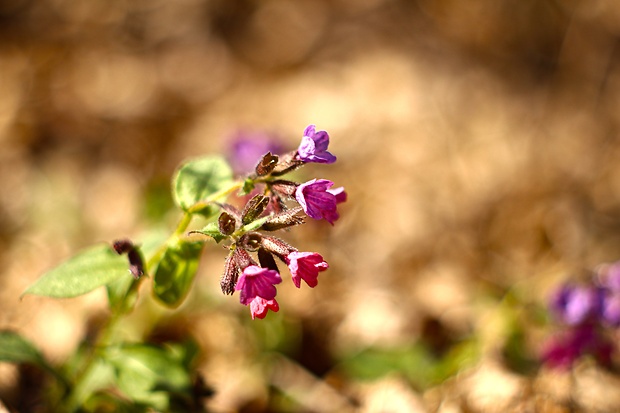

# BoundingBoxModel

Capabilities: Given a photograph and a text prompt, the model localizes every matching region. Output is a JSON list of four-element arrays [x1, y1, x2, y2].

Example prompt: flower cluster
[[207, 125, 345, 319], [542, 262, 620, 368]]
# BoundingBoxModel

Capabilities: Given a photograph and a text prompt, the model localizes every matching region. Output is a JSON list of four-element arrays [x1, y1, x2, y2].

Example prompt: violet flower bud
[[112, 239, 144, 279]]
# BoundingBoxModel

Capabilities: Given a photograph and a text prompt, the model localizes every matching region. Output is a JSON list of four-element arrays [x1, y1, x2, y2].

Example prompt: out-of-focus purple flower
[[249, 297, 279, 319], [541, 334, 581, 369], [295, 179, 341, 224], [542, 325, 613, 369], [549, 284, 604, 326], [227, 131, 284, 175], [286, 251, 329, 288], [598, 261, 620, 292], [297, 125, 336, 164], [235, 265, 282, 305], [602, 293, 620, 327]]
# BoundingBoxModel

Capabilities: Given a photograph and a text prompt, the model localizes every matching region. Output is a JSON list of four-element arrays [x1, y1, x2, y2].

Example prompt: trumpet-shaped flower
[[286, 251, 329, 288], [297, 125, 336, 164], [249, 297, 280, 319], [296, 179, 342, 224], [235, 265, 281, 305]]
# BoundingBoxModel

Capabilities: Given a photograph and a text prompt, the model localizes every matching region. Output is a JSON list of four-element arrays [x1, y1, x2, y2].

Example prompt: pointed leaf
[[153, 240, 204, 307], [0, 330, 46, 365], [239, 215, 271, 233], [173, 156, 233, 216], [190, 222, 227, 244], [23, 244, 130, 298]]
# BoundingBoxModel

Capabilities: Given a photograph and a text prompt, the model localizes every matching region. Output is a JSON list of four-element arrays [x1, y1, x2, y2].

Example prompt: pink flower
[[296, 179, 344, 224], [250, 297, 280, 319], [297, 125, 336, 164], [327, 186, 347, 204], [286, 251, 329, 288], [235, 265, 282, 305]]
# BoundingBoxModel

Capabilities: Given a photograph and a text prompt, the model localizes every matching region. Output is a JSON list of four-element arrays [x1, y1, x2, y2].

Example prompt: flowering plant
[[542, 262, 620, 369], [0, 125, 345, 412]]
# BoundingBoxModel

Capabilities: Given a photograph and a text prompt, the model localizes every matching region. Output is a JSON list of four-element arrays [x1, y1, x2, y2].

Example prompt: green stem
[[187, 182, 243, 214], [64, 179, 245, 411]]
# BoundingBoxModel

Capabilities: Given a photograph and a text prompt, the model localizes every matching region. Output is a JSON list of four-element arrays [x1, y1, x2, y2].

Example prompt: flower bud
[[218, 211, 237, 236], [241, 194, 269, 225], [233, 246, 256, 270], [255, 152, 279, 176], [260, 236, 296, 261], [112, 239, 134, 254], [240, 232, 262, 251], [261, 206, 305, 231], [112, 239, 144, 279], [221, 251, 239, 295], [269, 180, 298, 198], [269, 151, 304, 176], [258, 248, 279, 273]]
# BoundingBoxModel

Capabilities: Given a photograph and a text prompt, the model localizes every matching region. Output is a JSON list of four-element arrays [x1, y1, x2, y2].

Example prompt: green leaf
[[153, 240, 204, 308], [106, 344, 192, 410], [23, 244, 130, 298], [106, 273, 137, 312], [190, 222, 227, 244], [65, 358, 115, 411], [239, 215, 271, 233], [173, 156, 233, 216], [0, 330, 69, 388], [241, 178, 255, 195], [0, 330, 46, 365]]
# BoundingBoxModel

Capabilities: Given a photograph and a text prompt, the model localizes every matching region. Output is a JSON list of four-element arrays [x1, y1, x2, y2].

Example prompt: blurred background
[[3, 0, 620, 411]]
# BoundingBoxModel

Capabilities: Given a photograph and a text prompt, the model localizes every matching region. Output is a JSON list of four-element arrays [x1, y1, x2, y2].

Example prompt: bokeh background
[[3, 0, 620, 411]]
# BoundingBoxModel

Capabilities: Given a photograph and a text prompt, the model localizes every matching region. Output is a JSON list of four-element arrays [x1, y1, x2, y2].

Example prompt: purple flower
[[542, 324, 613, 369], [249, 297, 279, 319], [327, 186, 347, 204], [549, 284, 604, 325], [235, 265, 282, 305], [297, 125, 336, 164], [602, 293, 620, 327], [295, 179, 342, 224], [598, 261, 620, 292], [286, 252, 329, 288], [227, 130, 284, 175]]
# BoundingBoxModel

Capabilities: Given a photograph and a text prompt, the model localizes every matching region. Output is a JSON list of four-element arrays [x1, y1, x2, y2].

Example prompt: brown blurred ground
[[3, 0, 620, 412]]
